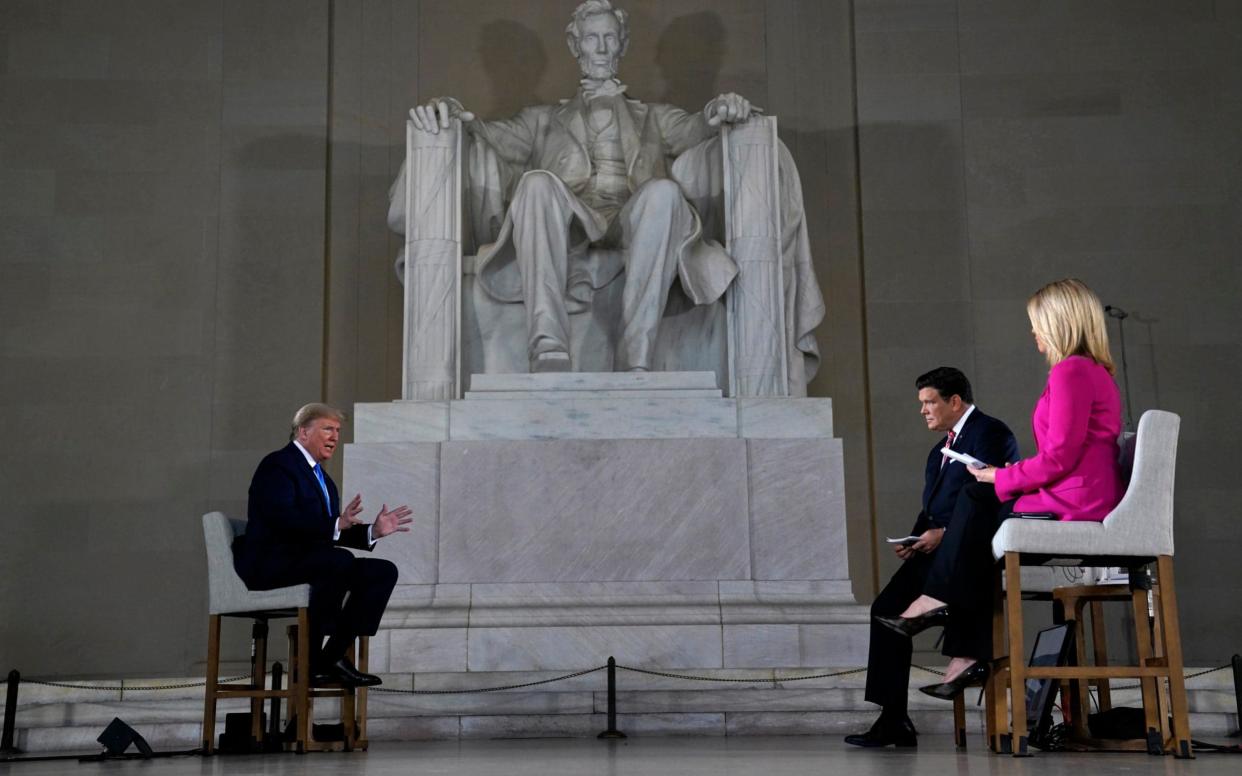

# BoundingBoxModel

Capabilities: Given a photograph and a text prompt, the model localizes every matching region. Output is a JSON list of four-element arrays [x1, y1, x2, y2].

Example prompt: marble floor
[[2, 736, 1238, 776]]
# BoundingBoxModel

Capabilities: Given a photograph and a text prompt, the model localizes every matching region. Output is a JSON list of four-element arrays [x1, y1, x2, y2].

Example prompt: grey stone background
[[0, 0, 1237, 678]]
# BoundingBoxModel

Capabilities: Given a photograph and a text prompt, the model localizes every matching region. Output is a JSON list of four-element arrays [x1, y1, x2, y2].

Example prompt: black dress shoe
[[874, 606, 950, 638], [918, 662, 989, 700], [844, 715, 918, 748], [311, 658, 382, 688]]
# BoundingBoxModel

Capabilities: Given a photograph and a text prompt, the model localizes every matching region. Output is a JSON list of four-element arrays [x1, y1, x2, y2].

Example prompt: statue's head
[[565, 0, 629, 81]]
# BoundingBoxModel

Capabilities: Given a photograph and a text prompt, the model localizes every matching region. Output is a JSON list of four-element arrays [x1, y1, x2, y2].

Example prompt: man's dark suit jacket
[[911, 408, 1019, 535], [233, 442, 372, 589]]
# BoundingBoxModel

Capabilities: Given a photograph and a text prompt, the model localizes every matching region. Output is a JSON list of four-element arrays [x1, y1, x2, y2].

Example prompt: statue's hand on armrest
[[409, 97, 476, 134], [704, 93, 763, 127]]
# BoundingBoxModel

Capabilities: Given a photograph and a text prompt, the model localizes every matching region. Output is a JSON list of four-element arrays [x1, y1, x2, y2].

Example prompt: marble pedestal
[[344, 372, 868, 729]]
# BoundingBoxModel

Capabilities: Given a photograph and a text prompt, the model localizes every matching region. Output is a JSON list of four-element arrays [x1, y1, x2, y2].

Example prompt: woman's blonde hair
[[1027, 278, 1116, 375]]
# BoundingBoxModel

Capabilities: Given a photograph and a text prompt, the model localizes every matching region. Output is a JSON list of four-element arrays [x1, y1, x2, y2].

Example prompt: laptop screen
[[1025, 623, 1073, 739]]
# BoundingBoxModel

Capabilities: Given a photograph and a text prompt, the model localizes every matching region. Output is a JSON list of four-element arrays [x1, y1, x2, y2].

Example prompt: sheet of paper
[[940, 446, 987, 469], [885, 535, 921, 544]]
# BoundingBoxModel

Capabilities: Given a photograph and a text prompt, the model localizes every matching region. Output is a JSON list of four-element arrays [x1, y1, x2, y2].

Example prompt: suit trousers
[[866, 550, 934, 716], [256, 547, 398, 666], [923, 482, 1015, 661]]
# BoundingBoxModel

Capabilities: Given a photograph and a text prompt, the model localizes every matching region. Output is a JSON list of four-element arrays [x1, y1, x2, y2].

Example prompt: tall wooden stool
[[984, 409, 1191, 757], [202, 512, 311, 754]]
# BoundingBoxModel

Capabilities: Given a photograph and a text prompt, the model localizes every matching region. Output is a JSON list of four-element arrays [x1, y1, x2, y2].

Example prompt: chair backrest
[[202, 511, 252, 614], [1100, 410, 1180, 556]]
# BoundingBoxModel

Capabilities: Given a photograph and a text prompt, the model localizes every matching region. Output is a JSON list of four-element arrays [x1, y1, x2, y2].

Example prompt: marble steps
[[351, 394, 835, 442], [462, 372, 724, 401], [467, 372, 721, 393], [4, 669, 1236, 753], [463, 389, 724, 399]]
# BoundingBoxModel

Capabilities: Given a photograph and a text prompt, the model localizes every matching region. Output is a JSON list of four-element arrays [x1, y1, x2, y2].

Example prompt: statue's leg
[[617, 179, 695, 371], [510, 171, 576, 370]]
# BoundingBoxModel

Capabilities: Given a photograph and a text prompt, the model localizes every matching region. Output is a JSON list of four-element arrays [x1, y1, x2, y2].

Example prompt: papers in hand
[[941, 446, 988, 469], [885, 535, 921, 545]]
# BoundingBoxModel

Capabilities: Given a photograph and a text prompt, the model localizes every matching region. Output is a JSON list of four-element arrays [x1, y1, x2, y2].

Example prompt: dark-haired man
[[845, 367, 1018, 747]]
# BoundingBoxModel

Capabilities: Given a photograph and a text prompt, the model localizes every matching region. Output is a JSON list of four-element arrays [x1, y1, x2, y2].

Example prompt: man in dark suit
[[233, 403, 413, 687], [845, 367, 1019, 747]]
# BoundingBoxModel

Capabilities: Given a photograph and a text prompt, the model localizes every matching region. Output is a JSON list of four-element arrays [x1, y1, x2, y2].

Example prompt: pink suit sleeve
[[994, 358, 1093, 501]]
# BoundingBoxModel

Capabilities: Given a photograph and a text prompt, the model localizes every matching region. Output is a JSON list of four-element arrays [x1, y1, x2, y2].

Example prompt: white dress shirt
[[292, 440, 376, 546], [949, 404, 976, 446]]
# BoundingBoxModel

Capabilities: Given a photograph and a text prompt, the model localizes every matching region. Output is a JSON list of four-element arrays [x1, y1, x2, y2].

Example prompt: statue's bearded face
[[573, 12, 624, 80]]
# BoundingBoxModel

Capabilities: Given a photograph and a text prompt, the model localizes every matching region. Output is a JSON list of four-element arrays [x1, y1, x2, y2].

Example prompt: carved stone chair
[[201, 512, 370, 754], [393, 117, 798, 400], [982, 410, 1191, 758]]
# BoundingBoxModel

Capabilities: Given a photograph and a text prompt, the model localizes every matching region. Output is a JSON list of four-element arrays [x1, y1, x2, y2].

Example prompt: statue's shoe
[[532, 351, 572, 372]]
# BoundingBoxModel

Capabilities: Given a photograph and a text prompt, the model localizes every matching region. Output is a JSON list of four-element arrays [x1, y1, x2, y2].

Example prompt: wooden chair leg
[[356, 636, 369, 750], [1156, 556, 1193, 758], [294, 611, 312, 754], [202, 614, 221, 754], [1130, 581, 1162, 751], [1149, 580, 1173, 749], [1070, 599, 1092, 738], [1089, 600, 1111, 711], [342, 642, 357, 751], [953, 692, 967, 749], [1004, 553, 1029, 756], [250, 620, 268, 745]]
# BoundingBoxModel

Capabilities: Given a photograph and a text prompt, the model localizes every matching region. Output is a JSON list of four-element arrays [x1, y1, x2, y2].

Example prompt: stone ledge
[[468, 371, 720, 392]]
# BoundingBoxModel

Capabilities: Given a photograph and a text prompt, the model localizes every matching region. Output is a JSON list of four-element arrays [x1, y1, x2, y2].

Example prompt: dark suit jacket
[[233, 442, 372, 589], [912, 408, 1019, 534]]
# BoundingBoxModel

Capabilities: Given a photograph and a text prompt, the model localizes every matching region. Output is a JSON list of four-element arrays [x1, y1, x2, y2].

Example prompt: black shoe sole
[[844, 736, 918, 748], [874, 606, 950, 638]]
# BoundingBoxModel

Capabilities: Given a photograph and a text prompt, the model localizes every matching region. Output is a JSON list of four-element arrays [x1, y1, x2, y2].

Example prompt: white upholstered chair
[[201, 512, 369, 754], [984, 410, 1191, 757]]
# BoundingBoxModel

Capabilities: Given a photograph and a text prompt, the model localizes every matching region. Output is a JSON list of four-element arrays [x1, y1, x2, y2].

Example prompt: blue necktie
[[312, 464, 331, 514]]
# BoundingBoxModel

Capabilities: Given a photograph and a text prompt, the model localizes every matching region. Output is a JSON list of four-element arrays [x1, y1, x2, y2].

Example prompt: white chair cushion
[[203, 511, 310, 615]]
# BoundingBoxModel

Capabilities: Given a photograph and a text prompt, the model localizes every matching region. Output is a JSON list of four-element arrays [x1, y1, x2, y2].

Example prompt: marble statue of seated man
[[408, 0, 759, 373]]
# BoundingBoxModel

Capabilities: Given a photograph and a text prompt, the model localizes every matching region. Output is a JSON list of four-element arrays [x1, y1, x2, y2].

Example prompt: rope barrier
[[371, 665, 606, 694], [14, 663, 1228, 694], [23, 675, 250, 692], [1105, 663, 1230, 692], [616, 665, 868, 683]]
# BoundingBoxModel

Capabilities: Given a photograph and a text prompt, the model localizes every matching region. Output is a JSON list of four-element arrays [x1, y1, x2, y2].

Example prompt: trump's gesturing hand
[[336, 493, 364, 533], [373, 504, 414, 539]]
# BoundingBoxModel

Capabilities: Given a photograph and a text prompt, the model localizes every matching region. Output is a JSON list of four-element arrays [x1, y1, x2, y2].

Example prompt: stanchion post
[[597, 657, 627, 740], [1, 669, 20, 755]]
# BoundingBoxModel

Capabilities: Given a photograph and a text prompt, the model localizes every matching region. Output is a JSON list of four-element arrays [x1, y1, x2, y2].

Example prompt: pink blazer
[[994, 356, 1124, 522]]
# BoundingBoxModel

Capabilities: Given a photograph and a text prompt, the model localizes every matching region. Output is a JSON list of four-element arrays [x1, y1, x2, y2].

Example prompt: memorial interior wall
[[1, 0, 1238, 677]]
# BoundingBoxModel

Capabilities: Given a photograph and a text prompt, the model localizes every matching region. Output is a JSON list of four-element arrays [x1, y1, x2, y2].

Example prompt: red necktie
[[941, 430, 956, 469]]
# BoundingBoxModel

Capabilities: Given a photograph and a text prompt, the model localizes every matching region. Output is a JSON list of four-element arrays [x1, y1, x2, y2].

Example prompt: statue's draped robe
[[388, 94, 827, 393]]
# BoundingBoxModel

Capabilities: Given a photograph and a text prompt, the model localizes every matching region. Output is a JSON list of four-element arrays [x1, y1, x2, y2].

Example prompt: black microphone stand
[[1105, 305, 1134, 431]]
